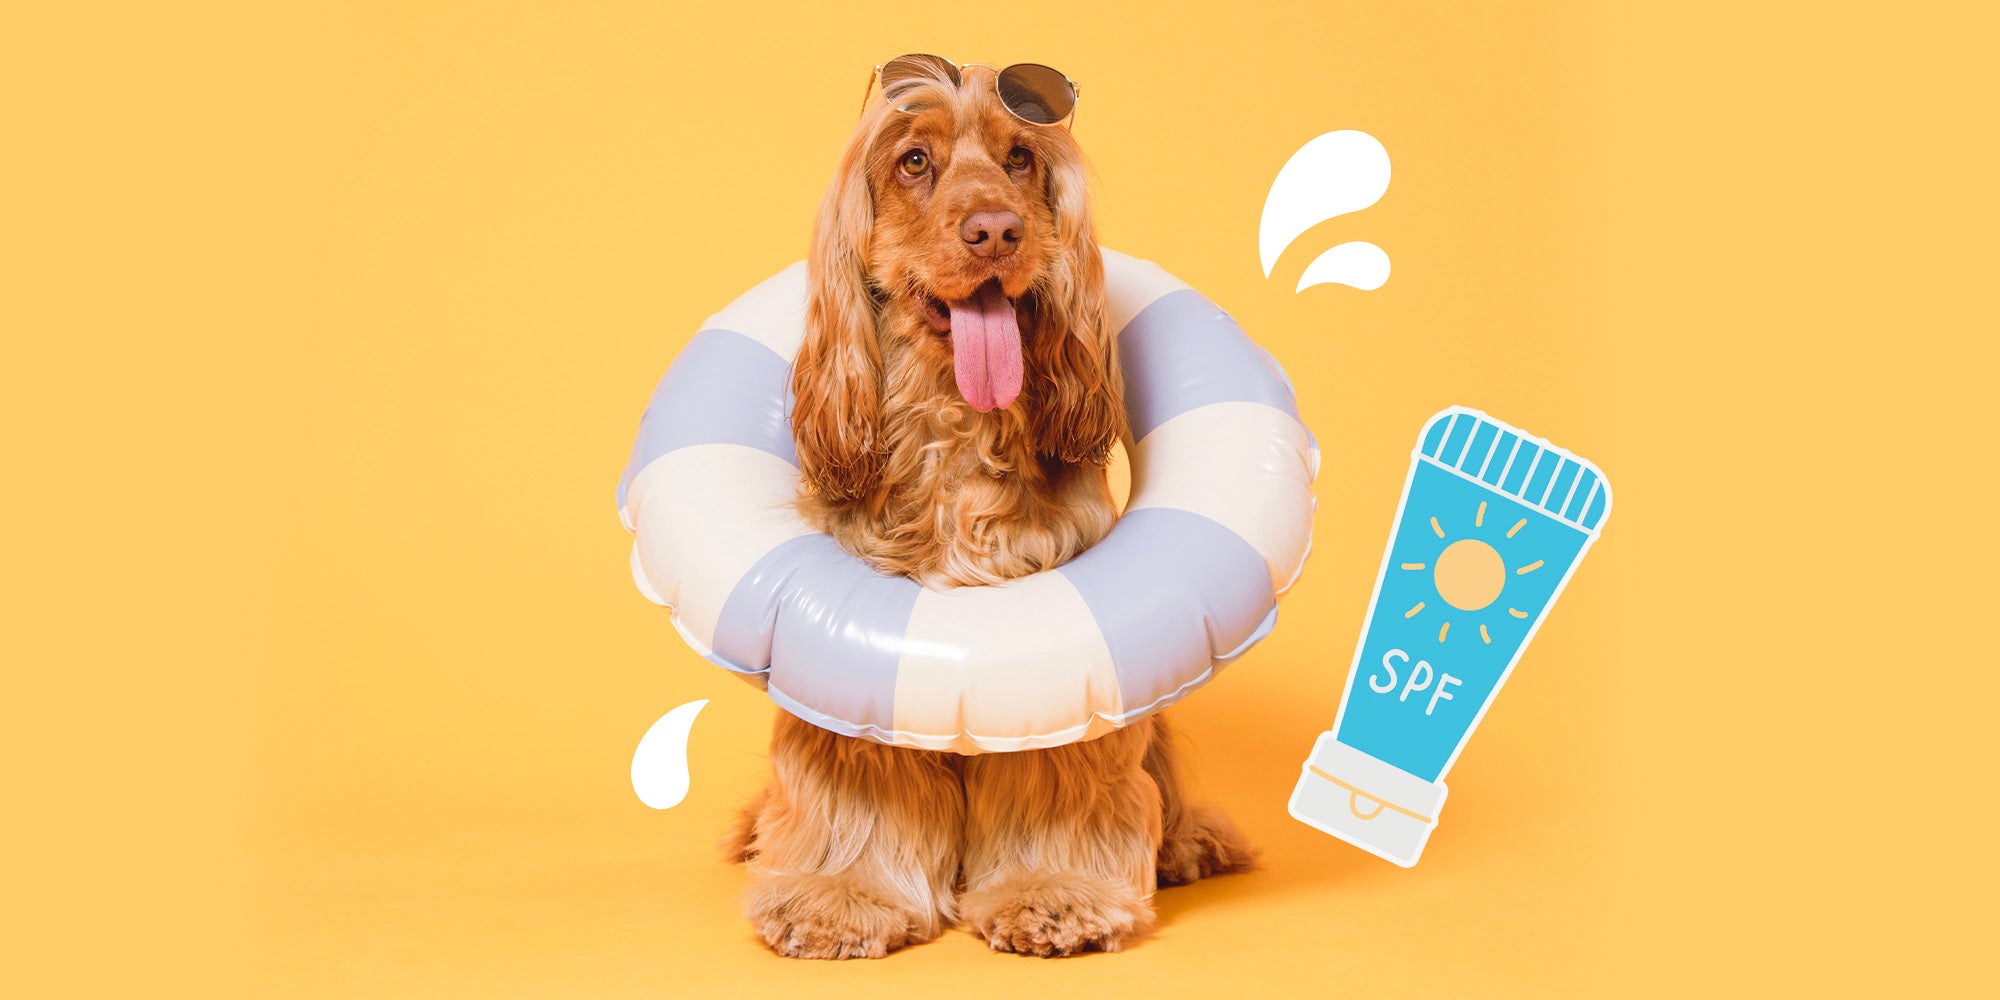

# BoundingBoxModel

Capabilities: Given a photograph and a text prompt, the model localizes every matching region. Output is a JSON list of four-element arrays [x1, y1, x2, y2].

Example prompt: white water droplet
[[1259, 130, 1392, 280], [631, 699, 707, 809], [1296, 241, 1392, 292]]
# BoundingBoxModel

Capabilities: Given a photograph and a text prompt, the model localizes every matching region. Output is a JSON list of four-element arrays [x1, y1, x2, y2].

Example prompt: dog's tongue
[[948, 280, 1022, 412]]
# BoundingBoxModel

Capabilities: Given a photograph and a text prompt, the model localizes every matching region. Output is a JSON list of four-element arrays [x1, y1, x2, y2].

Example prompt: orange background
[[7, 1, 1995, 996]]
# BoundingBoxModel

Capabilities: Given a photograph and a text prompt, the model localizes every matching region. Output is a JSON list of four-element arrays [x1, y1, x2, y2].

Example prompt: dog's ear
[[791, 137, 884, 501], [1029, 142, 1125, 465]]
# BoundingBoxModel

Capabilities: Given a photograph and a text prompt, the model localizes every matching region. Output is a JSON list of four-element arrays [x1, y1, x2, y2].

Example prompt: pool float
[[617, 249, 1318, 753]]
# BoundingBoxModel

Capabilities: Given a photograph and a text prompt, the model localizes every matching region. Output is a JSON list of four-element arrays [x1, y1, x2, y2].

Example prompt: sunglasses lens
[[880, 54, 960, 100], [997, 63, 1075, 124]]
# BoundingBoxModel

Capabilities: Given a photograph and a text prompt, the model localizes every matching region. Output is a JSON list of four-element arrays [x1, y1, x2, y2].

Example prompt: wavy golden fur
[[727, 64, 1254, 960]]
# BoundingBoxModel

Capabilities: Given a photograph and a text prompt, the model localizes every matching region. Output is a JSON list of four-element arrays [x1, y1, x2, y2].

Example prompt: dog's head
[[791, 62, 1122, 501]]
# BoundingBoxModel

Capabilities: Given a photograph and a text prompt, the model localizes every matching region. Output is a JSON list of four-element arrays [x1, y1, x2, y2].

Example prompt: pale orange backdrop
[[6, 2, 1995, 996]]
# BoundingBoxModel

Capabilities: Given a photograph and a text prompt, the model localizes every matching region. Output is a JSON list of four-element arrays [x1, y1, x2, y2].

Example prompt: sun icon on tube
[[1400, 501, 1541, 644]]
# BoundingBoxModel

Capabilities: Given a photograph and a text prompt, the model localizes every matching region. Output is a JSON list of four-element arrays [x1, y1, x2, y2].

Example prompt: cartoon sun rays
[[1402, 500, 1541, 644]]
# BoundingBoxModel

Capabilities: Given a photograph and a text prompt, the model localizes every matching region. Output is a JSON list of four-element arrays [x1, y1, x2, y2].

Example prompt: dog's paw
[[746, 873, 932, 960], [1157, 803, 1259, 887], [961, 875, 1156, 957]]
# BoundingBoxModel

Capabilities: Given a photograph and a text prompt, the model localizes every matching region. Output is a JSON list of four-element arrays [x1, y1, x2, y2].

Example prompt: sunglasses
[[858, 54, 1079, 128]]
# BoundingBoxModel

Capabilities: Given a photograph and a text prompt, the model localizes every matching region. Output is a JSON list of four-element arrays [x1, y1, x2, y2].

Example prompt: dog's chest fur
[[801, 337, 1118, 590]]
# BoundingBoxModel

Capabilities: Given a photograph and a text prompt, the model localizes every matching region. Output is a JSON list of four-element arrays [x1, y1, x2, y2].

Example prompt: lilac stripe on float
[[1056, 507, 1277, 714], [616, 328, 797, 513], [1260, 342, 1319, 456], [1118, 290, 1301, 442], [708, 533, 919, 734]]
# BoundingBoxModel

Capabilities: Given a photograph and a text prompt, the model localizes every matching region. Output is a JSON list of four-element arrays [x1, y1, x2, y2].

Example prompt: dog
[[722, 60, 1254, 960]]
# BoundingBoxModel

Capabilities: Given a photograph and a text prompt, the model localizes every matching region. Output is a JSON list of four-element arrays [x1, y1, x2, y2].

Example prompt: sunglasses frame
[[857, 54, 1080, 130]]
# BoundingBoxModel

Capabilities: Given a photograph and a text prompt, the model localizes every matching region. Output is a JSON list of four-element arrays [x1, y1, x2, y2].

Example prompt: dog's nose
[[960, 210, 1024, 258]]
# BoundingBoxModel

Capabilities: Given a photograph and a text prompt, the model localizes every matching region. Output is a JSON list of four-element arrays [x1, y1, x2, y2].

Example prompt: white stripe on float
[[1103, 248, 1194, 335], [630, 542, 666, 606], [698, 261, 809, 362], [892, 571, 1122, 751], [1124, 400, 1316, 593], [625, 444, 813, 649], [775, 681, 1124, 754]]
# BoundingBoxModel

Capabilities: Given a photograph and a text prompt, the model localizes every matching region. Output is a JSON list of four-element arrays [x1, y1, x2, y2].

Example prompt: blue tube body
[[1332, 410, 1607, 783]]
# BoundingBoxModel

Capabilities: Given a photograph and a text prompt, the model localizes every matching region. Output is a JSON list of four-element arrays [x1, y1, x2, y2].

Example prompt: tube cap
[[1288, 732, 1447, 867]]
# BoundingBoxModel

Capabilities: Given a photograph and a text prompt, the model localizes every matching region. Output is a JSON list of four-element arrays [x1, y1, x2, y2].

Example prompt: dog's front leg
[[741, 711, 963, 959], [959, 720, 1162, 956]]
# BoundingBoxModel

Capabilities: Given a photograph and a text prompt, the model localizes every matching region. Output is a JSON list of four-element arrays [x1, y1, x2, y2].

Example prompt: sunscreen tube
[[1289, 407, 1611, 866]]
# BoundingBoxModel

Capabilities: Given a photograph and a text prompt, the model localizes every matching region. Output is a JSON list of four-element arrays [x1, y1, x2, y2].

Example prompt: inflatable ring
[[617, 249, 1320, 753]]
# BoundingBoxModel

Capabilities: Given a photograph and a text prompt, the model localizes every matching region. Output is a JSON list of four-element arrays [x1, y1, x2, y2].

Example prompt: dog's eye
[[899, 150, 929, 175], [1006, 146, 1032, 170]]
